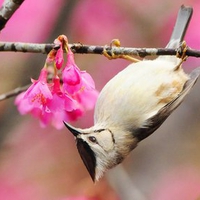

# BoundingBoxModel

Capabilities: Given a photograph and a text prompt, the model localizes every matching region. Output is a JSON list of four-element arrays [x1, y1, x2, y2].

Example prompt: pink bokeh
[[151, 166, 200, 200], [0, 0, 200, 199], [0, 0, 65, 42]]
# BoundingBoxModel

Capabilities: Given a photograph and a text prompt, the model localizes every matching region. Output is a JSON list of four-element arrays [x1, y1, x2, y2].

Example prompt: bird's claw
[[176, 41, 188, 62], [103, 39, 140, 63], [175, 41, 188, 70]]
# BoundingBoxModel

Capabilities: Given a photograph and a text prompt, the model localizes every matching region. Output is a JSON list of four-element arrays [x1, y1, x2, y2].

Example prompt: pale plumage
[[64, 5, 200, 182], [95, 59, 188, 128]]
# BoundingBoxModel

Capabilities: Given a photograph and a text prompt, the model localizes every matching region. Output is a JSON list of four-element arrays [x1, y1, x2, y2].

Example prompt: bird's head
[[64, 122, 138, 181]]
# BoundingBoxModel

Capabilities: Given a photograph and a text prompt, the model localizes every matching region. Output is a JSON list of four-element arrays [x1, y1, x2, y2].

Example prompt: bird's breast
[[94, 59, 189, 127]]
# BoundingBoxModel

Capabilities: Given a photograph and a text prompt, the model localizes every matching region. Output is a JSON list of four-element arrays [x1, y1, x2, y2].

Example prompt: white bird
[[64, 5, 200, 182]]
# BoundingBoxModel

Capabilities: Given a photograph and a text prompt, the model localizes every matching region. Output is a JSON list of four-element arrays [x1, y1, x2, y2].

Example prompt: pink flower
[[54, 35, 69, 70], [49, 76, 76, 112], [62, 49, 99, 110], [15, 35, 98, 129], [44, 77, 83, 129], [74, 71, 99, 110], [55, 46, 64, 70], [15, 68, 52, 116], [62, 51, 82, 94], [15, 72, 84, 129]]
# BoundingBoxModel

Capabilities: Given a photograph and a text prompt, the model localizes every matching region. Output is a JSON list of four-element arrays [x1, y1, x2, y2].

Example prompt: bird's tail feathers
[[166, 5, 193, 49]]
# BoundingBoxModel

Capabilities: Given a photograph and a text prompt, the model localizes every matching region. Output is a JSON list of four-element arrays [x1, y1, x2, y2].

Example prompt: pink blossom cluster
[[15, 35, 98, 129]]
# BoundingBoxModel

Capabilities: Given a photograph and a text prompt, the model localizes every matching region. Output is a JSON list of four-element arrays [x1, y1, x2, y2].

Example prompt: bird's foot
[[103, 39, 140, 62], [175, 41, 188, 70]]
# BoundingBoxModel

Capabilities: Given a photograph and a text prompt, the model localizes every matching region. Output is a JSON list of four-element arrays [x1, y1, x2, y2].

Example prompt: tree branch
[[0, 40, 200, 102], [0, 0, 25, 31], [0, 42, 200, 102], [0, 42, 55, 53], [0, 41, 200, 58], [0, 84, 29, 101]]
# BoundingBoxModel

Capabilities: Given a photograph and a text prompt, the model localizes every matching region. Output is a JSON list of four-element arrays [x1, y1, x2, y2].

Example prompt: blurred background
[[0, 0, 200, 199]]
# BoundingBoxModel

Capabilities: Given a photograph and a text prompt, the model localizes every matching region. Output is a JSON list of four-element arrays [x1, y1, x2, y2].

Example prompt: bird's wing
[[134, 67, 200, 141]]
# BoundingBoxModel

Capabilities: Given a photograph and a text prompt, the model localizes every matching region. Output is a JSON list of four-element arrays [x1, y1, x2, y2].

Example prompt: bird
[[64, 5, 200, 182]]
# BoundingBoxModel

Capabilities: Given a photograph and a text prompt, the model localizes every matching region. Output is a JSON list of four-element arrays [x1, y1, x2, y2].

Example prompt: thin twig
[[0, 84, 29, 101], [0, 0, 25, 31], [0, 42, 55, 53], [1, 41, 200, 58]]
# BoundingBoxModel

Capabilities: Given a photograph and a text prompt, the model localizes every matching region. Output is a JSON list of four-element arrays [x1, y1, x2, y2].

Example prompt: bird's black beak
[[76, 138, 96, 182], [63, 121, 81, 137], [63, 121, 96, 182]]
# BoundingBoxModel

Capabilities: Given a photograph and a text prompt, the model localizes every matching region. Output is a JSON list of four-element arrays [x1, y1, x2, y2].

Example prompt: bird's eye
[[88, 136, 97, 144]]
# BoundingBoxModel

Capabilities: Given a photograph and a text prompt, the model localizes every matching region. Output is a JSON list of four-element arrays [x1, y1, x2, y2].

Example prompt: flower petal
[[55, 47, 64, 70]]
